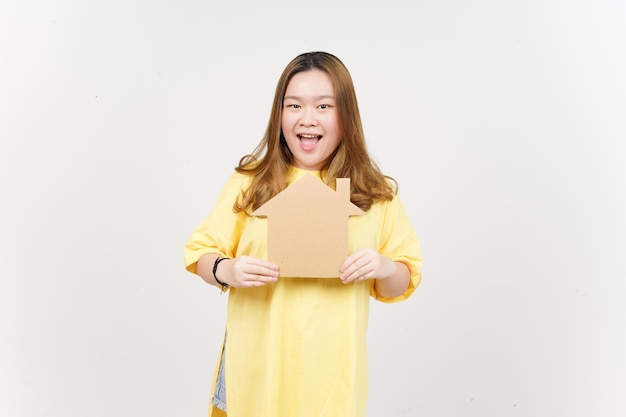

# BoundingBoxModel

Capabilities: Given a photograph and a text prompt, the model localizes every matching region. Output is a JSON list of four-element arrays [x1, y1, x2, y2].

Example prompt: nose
[[299, 107, 318, 126]]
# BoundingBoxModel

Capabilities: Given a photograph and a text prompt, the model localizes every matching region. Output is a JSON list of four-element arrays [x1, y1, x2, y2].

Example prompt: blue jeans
[[211, 341, 227, 412]]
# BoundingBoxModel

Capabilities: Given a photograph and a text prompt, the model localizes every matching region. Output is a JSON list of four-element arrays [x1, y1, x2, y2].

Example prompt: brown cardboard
[[253, 174, 364, 278]]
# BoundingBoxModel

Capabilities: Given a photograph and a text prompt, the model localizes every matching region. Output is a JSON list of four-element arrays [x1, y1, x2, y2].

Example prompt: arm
[[373, 260, 411, 298], [196, 252, 228, 289], [197, 252, 279, 290]]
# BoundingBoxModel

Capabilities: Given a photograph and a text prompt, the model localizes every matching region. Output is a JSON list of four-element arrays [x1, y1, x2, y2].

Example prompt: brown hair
[[234, 51, 396, 214]]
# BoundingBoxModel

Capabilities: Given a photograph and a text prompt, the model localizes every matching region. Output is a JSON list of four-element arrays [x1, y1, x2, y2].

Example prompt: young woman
[[184, 51, 422, 417]]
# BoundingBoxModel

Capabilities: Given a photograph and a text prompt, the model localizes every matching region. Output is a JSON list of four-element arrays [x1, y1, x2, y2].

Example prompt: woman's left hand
[[339, 247, 396, 284]]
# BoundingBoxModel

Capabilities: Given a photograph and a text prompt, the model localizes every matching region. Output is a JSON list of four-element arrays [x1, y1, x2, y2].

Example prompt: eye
[[318, 104, 331, 110], [285, 103, 301, 109]]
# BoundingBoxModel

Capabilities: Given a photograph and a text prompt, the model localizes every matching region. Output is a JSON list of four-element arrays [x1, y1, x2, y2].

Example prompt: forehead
[[285, 69, 335, 98]]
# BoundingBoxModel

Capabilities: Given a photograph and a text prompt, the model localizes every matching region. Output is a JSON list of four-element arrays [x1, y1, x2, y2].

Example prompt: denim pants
[[212, 341, 227, 412]]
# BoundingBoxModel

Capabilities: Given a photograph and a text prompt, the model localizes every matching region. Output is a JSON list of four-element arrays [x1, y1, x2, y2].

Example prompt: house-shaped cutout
[[253, 174, 365, 278]]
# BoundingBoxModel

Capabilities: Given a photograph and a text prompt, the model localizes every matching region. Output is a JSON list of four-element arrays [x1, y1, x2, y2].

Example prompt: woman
[[184, 51, 422, 417]]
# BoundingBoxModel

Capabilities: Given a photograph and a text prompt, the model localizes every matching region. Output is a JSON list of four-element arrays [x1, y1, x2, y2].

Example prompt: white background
[[1, 1, 625, 416]]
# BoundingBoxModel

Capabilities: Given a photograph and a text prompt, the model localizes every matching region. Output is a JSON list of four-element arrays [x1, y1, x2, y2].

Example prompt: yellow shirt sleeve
[[369, 194, 423, 303], [183, 172, 250, 274]]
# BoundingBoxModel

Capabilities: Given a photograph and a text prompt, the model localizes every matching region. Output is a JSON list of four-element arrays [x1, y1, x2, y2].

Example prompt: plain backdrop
[[1, 1, 625, 416]]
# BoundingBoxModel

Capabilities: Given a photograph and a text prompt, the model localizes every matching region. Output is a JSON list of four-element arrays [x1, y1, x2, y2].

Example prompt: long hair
[[234, 51, 397, 214]]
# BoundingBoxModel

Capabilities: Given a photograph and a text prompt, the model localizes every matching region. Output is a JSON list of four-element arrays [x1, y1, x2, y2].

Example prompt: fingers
[[338, 248, 396, 284], [230, 256, 279, 288], [340, 266, 374, 283], [339, 248, 378, 283], [242, 268, 279, 285]]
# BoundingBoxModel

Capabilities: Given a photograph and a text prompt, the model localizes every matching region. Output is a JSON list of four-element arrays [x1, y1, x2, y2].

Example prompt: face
[[281, 69, 341, 171]]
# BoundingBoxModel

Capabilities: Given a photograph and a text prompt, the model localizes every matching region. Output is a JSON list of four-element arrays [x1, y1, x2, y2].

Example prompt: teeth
[[299, 134, 319, 139]]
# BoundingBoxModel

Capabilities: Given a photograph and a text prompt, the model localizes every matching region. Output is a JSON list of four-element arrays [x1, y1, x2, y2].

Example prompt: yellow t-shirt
[[184, 167, 422, 417]]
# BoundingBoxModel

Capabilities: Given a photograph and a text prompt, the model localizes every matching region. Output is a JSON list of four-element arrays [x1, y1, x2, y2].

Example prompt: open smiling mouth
[[298, 134, 322, 147], [297, 134, 322, 151]]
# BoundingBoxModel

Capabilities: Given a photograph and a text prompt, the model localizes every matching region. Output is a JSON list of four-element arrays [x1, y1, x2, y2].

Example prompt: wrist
[[212, 256, 231, 292]]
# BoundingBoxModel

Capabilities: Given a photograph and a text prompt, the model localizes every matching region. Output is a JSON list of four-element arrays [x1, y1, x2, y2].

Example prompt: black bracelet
[[212, 256, 230, 290]]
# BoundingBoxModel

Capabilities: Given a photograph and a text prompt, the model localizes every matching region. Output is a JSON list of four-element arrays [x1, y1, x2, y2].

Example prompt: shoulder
[[224, 170, 254, 190], [211, 171, 254, 205], [372, 191, 404, 211]]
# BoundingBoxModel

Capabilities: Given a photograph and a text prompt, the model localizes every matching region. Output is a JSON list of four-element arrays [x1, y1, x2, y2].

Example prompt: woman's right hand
[[214, 255, 280, 288]]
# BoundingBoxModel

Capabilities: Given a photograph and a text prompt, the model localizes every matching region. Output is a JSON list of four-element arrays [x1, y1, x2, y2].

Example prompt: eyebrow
[[283, 95, 336, 101]]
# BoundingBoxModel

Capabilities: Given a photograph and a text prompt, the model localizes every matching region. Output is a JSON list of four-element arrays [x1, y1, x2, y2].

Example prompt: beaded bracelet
[[212, 256, 230, 292]]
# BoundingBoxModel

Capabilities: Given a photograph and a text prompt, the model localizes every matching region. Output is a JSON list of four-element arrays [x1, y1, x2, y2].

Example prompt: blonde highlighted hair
[[235, 51, 396, 214]]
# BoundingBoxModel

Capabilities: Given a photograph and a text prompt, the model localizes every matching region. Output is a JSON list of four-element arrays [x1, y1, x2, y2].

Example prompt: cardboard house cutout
[[253, 174, 364, 278]]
